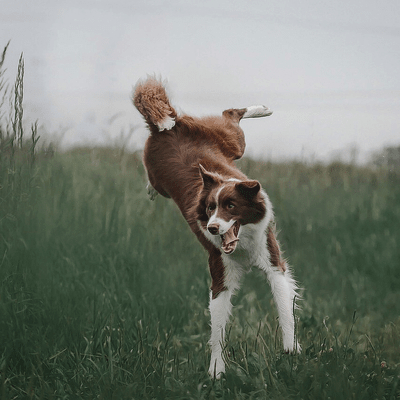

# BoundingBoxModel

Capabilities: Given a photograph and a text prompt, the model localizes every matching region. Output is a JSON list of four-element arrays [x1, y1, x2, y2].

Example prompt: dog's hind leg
[[221, 105, 273, 160]]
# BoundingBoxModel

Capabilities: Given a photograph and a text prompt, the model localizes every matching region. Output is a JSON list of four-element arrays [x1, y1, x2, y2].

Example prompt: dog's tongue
[[221, 222, 240, 254]]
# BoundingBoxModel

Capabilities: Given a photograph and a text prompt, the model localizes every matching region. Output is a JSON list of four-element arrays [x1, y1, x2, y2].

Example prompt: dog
[[133, 77, 301, 378]]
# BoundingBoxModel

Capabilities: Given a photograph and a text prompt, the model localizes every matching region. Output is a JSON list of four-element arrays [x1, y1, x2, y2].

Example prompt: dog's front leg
[[207, 252, 243, 378], [259, 263, 301, 353], [208, 289, 233, 379]]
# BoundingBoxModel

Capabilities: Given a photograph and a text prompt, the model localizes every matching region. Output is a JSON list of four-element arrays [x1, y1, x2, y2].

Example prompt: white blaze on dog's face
[[196, 165, 267, 254]]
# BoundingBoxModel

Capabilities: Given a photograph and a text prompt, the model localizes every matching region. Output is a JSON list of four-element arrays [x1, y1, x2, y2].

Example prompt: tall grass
[[0, 44, 399, 399]]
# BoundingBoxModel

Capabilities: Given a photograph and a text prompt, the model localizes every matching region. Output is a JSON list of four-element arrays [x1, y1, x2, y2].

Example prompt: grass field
[[0, 43, 399, 399], [1, 142, 399, 399]]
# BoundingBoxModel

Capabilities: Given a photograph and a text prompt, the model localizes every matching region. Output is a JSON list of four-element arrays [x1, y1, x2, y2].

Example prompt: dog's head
[[196, 165, 267, 254]]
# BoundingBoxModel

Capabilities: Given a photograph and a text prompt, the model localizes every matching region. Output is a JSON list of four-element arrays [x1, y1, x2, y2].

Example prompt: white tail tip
[[157, 116, 176, 131], [242, 105, 273, 119]]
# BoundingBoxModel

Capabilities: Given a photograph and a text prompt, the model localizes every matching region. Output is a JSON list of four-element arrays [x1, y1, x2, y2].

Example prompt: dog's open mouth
[[221, 221, 240, 254]]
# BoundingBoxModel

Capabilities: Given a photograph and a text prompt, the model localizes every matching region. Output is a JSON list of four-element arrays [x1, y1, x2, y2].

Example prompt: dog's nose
[[207, 223, 220, 235]]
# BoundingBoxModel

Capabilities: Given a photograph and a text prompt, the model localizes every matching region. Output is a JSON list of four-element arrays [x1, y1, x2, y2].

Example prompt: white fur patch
[[215, 185, 225, 201], [242, 105, 273, 119], [157, 116, 175, 131], [257, 261, 301, 352], [207, 216, 235, 235]]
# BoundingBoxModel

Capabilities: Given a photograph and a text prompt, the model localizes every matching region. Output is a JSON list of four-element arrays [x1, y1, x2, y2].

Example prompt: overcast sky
[[2, 0, 400, 162]]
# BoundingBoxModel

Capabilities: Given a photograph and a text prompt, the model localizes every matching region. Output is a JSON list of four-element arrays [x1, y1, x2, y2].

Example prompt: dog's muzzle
[[207, 221, 240, 254]]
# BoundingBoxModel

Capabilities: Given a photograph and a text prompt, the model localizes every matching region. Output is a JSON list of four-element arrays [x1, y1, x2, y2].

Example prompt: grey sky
[[2, 0, 400, 161]]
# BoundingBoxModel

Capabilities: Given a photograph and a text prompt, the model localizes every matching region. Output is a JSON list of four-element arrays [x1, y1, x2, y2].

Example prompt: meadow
[[1, 142, 399, 399], [0, 47, 399, 399]]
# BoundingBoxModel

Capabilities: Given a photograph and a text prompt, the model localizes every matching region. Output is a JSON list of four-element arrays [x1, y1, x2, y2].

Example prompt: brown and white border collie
[[133, 77, 301, 378]]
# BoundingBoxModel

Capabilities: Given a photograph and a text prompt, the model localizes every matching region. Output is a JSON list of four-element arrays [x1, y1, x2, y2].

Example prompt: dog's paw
[[208, 356, 225, 379], [146, 181, 158, 201], [242, 105, 273, 119], [284, 341, 302, 354]]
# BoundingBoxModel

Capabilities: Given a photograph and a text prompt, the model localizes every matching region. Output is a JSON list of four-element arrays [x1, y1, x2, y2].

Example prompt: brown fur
[[267, 226, 287, 272], [209, 249, 227, 298], [133, 77, 177, 129], [133, 78, 283, 296]]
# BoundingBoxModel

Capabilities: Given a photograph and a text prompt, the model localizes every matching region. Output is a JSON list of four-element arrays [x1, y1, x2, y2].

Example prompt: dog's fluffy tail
[[133, 77, 177, 132]]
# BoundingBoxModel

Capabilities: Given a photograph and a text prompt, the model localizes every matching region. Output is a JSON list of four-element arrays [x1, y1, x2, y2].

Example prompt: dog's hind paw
[[146, 181, 158, 201], [242, 105, 273, 119]]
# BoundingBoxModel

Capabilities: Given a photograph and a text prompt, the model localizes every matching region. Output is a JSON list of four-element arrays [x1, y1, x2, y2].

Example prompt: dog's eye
[[227, 203, 235, 209], [208, 205, 216, 212]]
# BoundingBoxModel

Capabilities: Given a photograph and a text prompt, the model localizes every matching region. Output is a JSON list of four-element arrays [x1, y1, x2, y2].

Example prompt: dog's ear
[[199, 164, 220, 190], [235, 180, 261, 199]]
